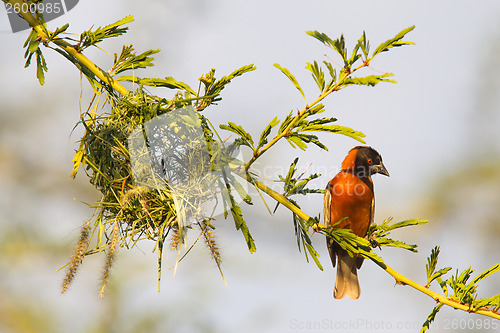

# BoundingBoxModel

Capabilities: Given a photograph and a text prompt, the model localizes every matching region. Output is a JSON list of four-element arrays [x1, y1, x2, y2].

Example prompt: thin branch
[[4, 0, 129, 96], [381, 265, 500, 320], [234, 168, 500, 320], [244, 60, 369, 170]]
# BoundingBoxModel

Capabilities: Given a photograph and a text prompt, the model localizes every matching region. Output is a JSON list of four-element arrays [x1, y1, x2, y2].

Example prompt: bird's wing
[[323, 183, 336, 267], [370, 194, 375, 226], [323, 183, 331, 226]]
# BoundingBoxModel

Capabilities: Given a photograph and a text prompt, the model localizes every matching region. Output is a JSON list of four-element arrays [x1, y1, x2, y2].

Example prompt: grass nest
[[61, 91, 234, 295]]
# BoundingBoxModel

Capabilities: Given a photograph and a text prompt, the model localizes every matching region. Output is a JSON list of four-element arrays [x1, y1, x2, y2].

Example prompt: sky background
[[1, 1, 500, 332]]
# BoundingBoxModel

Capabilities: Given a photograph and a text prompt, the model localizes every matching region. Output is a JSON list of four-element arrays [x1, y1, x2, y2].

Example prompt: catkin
[[61, 222, 91, 293]]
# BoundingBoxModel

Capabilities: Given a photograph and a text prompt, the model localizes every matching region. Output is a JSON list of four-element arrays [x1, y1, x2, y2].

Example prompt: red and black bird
[[323, 146, 389, 299]]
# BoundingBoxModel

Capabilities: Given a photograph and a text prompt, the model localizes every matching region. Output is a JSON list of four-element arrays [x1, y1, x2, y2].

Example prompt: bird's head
[[342, 146, 389, 178]]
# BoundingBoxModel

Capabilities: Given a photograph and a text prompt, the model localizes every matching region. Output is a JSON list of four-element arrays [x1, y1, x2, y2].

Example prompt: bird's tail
[[334, 253, 361, 299]]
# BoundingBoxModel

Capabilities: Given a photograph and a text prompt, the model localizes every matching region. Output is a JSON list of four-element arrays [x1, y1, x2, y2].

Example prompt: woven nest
[[62, 91, 237, 294]]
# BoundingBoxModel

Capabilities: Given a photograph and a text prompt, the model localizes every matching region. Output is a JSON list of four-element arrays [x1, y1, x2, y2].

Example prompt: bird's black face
[[354, 146, 389, 178]]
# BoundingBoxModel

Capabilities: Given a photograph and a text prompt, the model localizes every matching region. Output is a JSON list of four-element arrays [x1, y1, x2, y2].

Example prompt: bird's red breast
[[326, 172, 373, 237]]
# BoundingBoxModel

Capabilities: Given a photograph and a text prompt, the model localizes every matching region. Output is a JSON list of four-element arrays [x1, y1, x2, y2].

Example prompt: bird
[[323, 146, 389, 299]]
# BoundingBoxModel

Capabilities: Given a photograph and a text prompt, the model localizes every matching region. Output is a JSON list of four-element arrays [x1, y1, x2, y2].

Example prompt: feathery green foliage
[[274, 158, 323, 269], [77, 15, 134, 51], [421, 304, 443, 333], [23, 28, 47, 85], [421, 247, 500, 331], [425, 246, 452, 287], [117, 76, 198, 95], [273, 63, 306, 99], [372, 26, 416, 57], [110, 45, 160, 76], [367, 217, 428, 252]]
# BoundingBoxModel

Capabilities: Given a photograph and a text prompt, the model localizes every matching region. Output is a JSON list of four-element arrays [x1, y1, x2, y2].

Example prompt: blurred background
[[1, 0, 500, 332]]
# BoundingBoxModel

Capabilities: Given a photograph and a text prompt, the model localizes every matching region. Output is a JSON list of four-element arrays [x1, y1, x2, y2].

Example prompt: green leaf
[[24, 29, 40, 55], [292, 212, 323, 271], [207, 64, 256, 97], [447, 267, 479, 305], [278, 110, 295, 135], [71, 146, 85, 178], [50, 23, 70, 41], [301, 103, 326, 117], [23, 29, 48, 85], [348, 49, 361, 68], [219, 122, 254, 148], [332, 34, 348, 66], [342, 73, 396, 87], [225, 64, 256, 80], [426, 246, 440, 283], [285, 134, 308, 150], [437, 277, 449, 296], [368, 218, 427, 253], [277, 158, 322, 199], [358, 31, 370, 59], [326, 226, 385, 267], [471, 264, 500, 285], [425, 246, 452, 287], [372, 25, 415, 57], [285, 133, 326, 151], [289, 173, 321, 196], [421, 304, 443, 333], [257, 116, 280, 150], [117, 76, 197, 96], [305, 61, 325, 92], [217, 175, 256, 253], [79, 15, 134, 50], [375, 237, 419, 252], [274, 63, 305, 99], [382, 218, 428, 232], [323, 61, 337, 91], [230, 198, 256, 253], [474, 294, 500, 309], [428, 267, 453, 286], [198, 64, 256, 110], [232, 179, 252, 205], [112, 46, 160, 75], [306, 30, 335, 48], [283, 158, 299, 191], [23, 29, 35, 49], [298, 121, 366, 144], [307, 31, 349, 67], [304, 241, 323, 270], [457, 267, 474, 284], [36, 50, 48, 85]]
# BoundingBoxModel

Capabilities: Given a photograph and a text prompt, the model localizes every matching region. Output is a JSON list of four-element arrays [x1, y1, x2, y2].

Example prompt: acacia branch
[[381, 264, 499, 320], [4, 0, 129, 96], [238, 169, 500, 320], [244, 61, 369, 170]]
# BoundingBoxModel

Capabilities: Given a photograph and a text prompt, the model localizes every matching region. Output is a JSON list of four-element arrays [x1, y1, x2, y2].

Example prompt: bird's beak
[[371, 162, 390, 177]]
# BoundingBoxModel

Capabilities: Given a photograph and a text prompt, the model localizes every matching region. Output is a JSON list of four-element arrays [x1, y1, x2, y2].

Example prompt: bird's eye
[[367, 159, 373, 164]]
